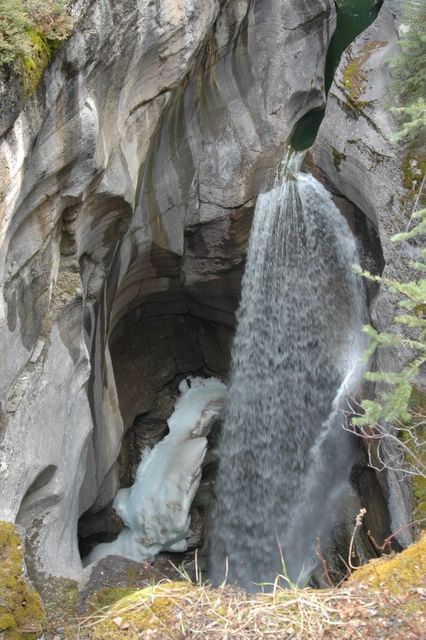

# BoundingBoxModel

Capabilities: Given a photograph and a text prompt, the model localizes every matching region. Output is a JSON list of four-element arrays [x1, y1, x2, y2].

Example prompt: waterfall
[[209, 151, 368, 589]]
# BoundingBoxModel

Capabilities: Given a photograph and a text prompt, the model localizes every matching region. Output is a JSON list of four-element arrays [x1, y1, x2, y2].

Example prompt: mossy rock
[[81, 574, 426, 640], [404, 388, 426, 526], [18, 29, 52, 96], [350, 533, 426, 593], [331, 146, 345, 172], [413, 473, 426, 525], [16, 27, 67, 97], [0, 522, 45, 639], [85, 585, 138, 615], [89, 582, 193, 640], [341, 41, 386, 112], [33, 576, 79, 634]]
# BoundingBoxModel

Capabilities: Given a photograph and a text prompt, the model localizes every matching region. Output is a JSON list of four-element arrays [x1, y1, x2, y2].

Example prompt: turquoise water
[[325, 0, 379, 92], [290, 110, 327, 152], [290, 0, 379, 151]]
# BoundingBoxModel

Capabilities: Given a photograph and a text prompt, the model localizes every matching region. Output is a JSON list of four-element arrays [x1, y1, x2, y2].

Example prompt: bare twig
[[368, 518, 426, 553], [315, 537, 334, 588], [348, 508, 367, 571]]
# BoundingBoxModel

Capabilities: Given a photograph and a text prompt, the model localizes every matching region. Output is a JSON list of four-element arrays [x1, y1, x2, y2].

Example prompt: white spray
[[209, 152, 368, 589]]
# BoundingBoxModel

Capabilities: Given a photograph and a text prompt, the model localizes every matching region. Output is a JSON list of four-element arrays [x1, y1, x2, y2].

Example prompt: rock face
[[312, 6, 403, 239], [0, 0, 336, 580], [311, 3, 416, 547]]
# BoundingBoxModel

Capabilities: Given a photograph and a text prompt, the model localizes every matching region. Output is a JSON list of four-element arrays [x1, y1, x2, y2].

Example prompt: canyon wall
[[0, 0, 337, 579], [0, 0, 417, 588]]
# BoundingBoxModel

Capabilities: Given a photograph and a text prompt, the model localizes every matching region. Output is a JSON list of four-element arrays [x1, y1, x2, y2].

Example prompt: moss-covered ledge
[[76, 535, 426, 640], [350, 531, 426, 593], [0, 522, 45, 640]]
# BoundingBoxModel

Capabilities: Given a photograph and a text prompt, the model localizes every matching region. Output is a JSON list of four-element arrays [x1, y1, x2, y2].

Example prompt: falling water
[[209, 151, 368, 589]]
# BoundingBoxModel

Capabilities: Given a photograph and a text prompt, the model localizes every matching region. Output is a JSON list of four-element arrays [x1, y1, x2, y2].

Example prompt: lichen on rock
[[401, 148, 426, 208], [340, 40, 386, 111], [332, 146, 346, 171]]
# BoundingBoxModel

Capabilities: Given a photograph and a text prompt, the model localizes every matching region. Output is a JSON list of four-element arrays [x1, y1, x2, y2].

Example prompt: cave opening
[[77, 174, 385, 584], [78, 301, 235, 573]]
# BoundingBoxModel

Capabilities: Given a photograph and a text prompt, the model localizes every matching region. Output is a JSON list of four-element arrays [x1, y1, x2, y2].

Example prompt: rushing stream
[[85, 377, 226, 565], [209, 152, 368, 589]]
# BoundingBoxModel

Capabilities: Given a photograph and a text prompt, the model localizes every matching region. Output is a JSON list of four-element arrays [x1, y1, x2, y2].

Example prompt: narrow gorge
[[0, 0, 424, 635]]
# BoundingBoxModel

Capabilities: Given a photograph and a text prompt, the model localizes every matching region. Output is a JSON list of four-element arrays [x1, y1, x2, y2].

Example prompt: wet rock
[[78, 555, 169, 614], [311, 4, 415, 548]]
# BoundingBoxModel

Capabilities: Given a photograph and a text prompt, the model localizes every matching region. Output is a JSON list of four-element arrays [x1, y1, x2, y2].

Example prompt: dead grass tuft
[[69, 580, 423, 640], [67, 537, 426, 640]]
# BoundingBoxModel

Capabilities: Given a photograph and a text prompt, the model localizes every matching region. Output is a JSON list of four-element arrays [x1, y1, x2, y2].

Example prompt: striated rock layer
[[0, 0, 336, 579]]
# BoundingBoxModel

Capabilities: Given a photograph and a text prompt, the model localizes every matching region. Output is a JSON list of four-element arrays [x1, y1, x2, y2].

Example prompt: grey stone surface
[[311, 4, 415, 547], [312, 7, 403, 233]]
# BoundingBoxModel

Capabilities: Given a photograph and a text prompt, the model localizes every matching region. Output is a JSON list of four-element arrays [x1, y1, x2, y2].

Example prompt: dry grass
[[69, 580, 425, 640], [63, 536, 426, 640], [76, 581, 367, 639]]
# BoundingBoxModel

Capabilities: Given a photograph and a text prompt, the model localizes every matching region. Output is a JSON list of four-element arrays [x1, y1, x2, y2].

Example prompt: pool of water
[[325, 0, 380, 92], [290, 0, 379, 151]]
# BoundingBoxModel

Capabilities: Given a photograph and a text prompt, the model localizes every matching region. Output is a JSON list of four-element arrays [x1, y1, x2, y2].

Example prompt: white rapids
[[85, 376, 226, 565]]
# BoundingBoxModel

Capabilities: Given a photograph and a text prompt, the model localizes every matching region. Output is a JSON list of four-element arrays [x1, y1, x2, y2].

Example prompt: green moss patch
[[0, 522, 45, 640], [341, 41, 386, 111], [342, 58, 367, 104], [88, 582, 192, 640], [332, 146, 346, 172], [350, 533, 426, 593], [17, 29, 57, 96], [86, 586, 138, 615]]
